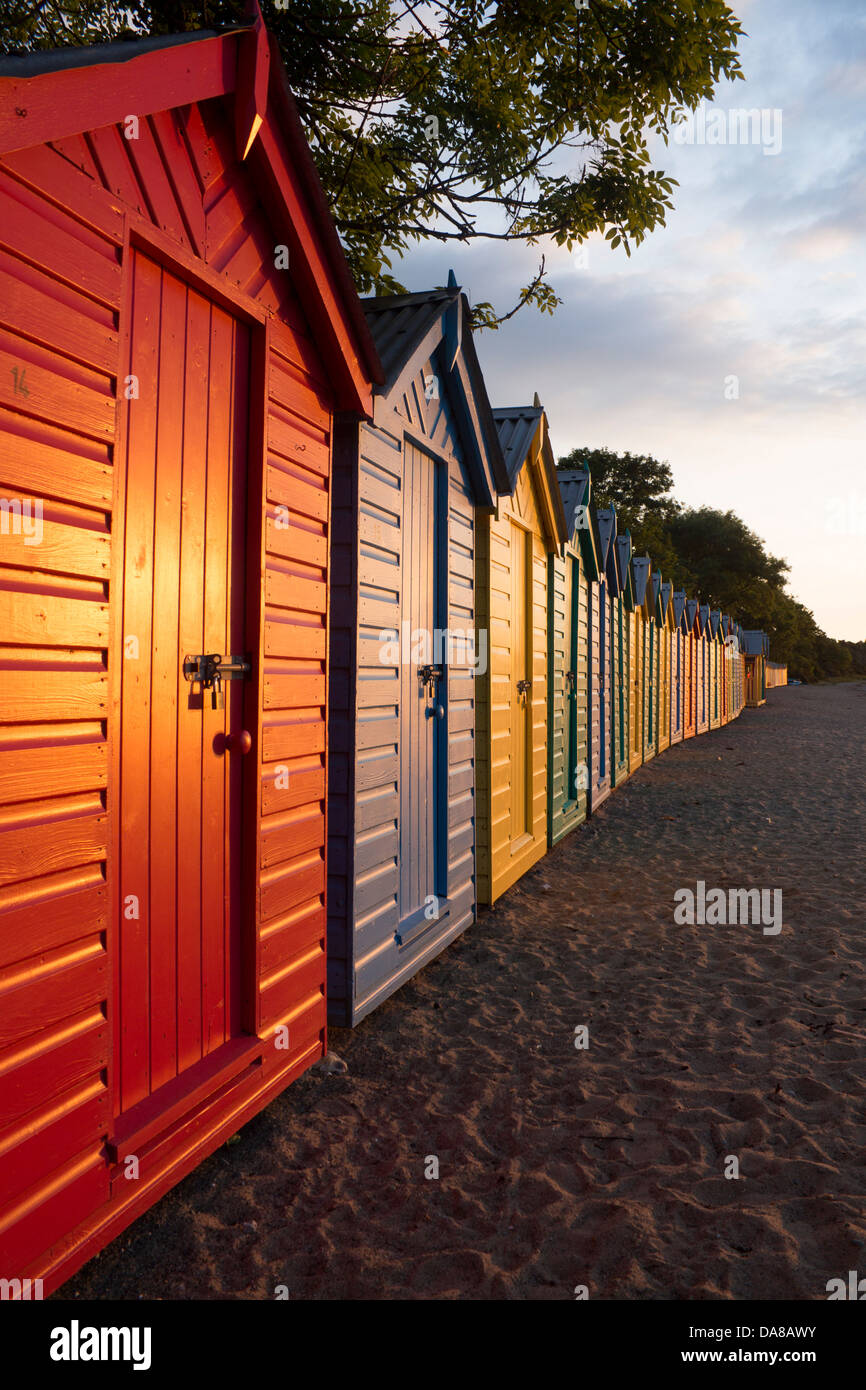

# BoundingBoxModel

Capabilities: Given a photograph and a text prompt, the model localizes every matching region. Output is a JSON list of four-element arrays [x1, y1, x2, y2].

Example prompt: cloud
[[387, 0, 866, 638]]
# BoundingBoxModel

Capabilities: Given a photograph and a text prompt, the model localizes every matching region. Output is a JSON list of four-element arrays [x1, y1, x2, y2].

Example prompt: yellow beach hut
[[657, 579, 675, 754], [629, 556, 652, 771], [476, 400, 566, 903], [709, 610, 722, 729]]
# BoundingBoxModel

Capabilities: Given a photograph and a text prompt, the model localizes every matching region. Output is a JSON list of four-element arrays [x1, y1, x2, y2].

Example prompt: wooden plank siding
[[547, 541, 589, 845], [696, 623, 710, 735], [328, 326, 490, 1025], [587, 574, 612, 810], [0, 30, 377, 1293], [477, 412, 562, 903]]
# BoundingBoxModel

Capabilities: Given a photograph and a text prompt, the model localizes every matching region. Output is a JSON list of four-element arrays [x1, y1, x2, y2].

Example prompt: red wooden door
[[117, 251, 250, 1122]]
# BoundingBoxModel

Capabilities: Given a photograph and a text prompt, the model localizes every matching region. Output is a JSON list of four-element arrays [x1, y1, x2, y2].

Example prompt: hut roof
[[492, 405, 544, 490], [631, 556, 651, 607], [0, 15, 384, 412], [616, 534, 635, 605], [363, 281, 508, 503], [741, 630, 766, 656], [557, 468, 602, 579], [491, 400, 567, 547], [596, 508, 622, 590]]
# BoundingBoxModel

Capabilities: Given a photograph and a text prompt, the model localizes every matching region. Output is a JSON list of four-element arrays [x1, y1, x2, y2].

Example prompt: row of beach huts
[[0, 19, 779, 1294]]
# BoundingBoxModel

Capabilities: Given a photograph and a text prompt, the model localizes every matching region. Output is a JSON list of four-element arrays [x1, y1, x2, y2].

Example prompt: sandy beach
[[60, 682, 866, 1300]]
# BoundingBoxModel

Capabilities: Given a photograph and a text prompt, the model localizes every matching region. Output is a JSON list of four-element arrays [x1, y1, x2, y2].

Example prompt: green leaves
[[1, 0, 745, 323]]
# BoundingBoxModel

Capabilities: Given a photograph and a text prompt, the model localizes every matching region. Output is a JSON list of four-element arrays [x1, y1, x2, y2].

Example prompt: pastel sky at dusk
[[394, 0, 866, 641]]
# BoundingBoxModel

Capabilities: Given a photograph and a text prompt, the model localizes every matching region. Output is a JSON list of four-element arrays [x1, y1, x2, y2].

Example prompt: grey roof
[[492, 405, 543, 491], [686, 598, 700, 629], [556, 468, 591, 541], [661, 581, 673, 614], [632, 556, 651, 605], [362, 288, 455, 388], [0, 29, 221, 76], [672, 590, 687, 626], [362, 283, 507, 499], [596, 507, 617, 576], [741, 630, 765, 656], [615, 534, 633, 591]]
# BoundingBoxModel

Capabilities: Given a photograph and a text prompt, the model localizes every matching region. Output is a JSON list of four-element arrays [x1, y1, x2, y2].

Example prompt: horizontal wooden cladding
[[0, 1073, 108, 1218], [258, 905, 325, 1004], [0, 502, 110, 582], [0, 726, 107, 806], [0, 867, 107, 970], [0, 1004, 107, 1129], [260, 851, 324, 925], [265, 507, 326, 569], [259, 896, 324, 975], [0, 935, 107, 1049], [0, 144, 124, 243], [0, 588, 109, 648], [0, 649, 108, 724], [0, 1142, 108, 1276], [268, 401, 329, 478], [0, 793, 106, 889], [264, 614, 326, 660], [0, 246, 119, 376], [0, 407, 113, 512], [265, 565, 325, 615], [261, 714, 325, 763], [261, 758, 324, 815], [269, 348, 330, 433], [0, 167, 122, 309], [0, 329, 116, 444], [261, 805, 325, 869], [263, 668, 325, 711], [266, 459, 328, 524]]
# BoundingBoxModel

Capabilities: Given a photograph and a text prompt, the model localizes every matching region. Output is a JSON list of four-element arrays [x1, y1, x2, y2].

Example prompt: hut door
[[116, 251, 251, 1126], [616, 604, 624, 764], [510, 520, 531, 842], [685, 636, 693, 730], [647, 621, 654, 745], [400, 443, 444, 937], [631, 614, 640, 756], [564, 552, 578, 806], [597, 583, 607, 780]]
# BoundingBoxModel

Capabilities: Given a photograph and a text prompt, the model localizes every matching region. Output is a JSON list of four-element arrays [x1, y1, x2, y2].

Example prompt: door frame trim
[[108, 217, 267, 1131], [399, 435, 450, 919]]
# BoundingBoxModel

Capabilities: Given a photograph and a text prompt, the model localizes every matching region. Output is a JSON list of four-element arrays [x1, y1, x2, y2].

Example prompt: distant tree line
[[558, 445, 862, 683]]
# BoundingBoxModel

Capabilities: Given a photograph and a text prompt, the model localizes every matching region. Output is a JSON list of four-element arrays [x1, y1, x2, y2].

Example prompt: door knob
[[226, 730, 252, 755]]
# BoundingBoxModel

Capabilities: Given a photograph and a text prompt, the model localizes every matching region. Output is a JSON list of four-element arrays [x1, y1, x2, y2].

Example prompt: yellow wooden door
[[510, 518, 528, 843], [630, 611, 643, 770]]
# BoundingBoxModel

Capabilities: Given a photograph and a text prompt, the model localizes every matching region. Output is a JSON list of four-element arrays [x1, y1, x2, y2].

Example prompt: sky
[[392, 0, 866, 641]]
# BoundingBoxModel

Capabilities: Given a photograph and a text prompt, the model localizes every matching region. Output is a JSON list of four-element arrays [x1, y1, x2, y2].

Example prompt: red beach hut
[[0, 17, 380, 1293]]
